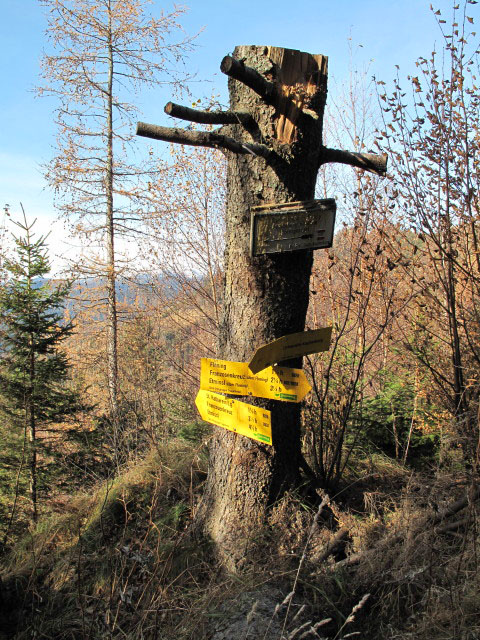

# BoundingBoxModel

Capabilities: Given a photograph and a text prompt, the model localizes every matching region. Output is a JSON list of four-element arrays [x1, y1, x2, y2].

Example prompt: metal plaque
[[250, 199, 336, 257]]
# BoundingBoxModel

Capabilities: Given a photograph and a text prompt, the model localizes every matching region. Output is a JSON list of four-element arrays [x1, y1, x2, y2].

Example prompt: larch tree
[[37, 0, 194, 416]]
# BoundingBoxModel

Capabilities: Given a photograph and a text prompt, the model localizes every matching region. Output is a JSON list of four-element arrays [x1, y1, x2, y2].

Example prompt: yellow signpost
[[195, 390, 272, 445], [200, 357, 311, 402], [248, 327, 333, 374]]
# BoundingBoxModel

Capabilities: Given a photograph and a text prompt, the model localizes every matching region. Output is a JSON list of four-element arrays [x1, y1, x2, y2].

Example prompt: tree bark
[[106, 1, 119, 419], [197, 46, 328, 569], [28, 337, 37, 524], [136, 122, 271, 158]]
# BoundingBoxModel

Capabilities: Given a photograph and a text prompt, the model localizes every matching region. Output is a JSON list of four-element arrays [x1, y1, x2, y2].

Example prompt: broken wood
[[221, 50, 328, 144], [136, 122, 272, 158], [314, 527, 350, 565], [431, 484, 480, 526], [436, 518, 470, 534], [164, 101, 254, 127], [266, 47, 328, 143], [333, 485, 480, 570]]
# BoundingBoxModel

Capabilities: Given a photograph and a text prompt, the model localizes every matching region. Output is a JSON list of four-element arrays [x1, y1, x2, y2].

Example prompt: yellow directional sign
[[248, 327, 332, 374], [200, 358, 311, 402], [195, 390, 272, 445]]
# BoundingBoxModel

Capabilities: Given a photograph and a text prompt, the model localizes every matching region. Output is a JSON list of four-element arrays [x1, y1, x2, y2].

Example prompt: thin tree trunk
[[28, 340, 37, 524], [25, 228, 38, 524], [106, 1, 119, 418]]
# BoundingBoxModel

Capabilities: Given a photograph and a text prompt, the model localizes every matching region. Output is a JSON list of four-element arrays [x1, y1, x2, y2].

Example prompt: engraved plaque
[[250, 199, 336, 257]]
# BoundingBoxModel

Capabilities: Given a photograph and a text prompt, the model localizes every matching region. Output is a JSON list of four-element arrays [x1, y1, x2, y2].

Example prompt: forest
[[1, 0, 480, 638]]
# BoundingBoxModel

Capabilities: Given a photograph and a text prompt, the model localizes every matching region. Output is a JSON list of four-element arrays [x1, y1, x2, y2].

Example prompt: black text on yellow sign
[[200, 358, 311, 402], [195, 390, 272, 445], [248, 327, 333, 374]]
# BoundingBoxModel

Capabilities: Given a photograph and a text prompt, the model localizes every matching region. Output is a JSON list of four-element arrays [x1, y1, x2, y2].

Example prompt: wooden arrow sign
[[200, 358, 311, 402]]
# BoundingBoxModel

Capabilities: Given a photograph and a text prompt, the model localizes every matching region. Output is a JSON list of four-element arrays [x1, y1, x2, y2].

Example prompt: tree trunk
[[106, 1, 119, 419], [198, 46, 328, 569], [28, 341, 37, 524]]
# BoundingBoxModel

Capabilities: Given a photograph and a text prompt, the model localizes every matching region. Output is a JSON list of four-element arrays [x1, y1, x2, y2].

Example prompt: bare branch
[[164, 101, 254, 127], [321, 147, 388, 175], [136, 121, 272, 159]]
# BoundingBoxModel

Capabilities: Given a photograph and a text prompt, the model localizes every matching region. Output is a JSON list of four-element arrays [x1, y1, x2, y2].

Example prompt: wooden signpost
[[136, 44, 387, 568], [200, 357, 311, 402], [250, 199, 336, 257]]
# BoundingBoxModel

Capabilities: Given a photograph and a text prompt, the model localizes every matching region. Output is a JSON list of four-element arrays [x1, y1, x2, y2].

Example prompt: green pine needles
[[0, 208, 80, 532]]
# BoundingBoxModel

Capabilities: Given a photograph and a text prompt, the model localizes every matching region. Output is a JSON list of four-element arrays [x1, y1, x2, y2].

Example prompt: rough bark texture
[[198, 46, 328, 570]]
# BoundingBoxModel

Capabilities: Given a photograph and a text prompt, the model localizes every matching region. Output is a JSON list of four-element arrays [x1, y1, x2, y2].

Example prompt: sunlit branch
[[220, 55, 277, 104], [136, 121, 272, 159], [321, 147, 388, 175], [164, 101, 254, 127]]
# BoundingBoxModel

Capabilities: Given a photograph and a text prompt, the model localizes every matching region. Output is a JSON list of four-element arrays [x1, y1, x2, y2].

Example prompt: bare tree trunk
[[197, 46, 328, 569], [28, 340, 37, 524], [106, 0, 119, 418]]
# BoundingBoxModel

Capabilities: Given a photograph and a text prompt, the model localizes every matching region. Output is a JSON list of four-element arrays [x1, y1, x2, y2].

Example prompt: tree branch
[[220, 55, 277, 104], [164, 101, 254, 127], [136, 121, 272, 159], [321, 147, 388, 175]]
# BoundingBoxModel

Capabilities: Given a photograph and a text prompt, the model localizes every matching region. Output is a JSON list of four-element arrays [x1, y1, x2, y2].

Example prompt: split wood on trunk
[[136, 45, 387, 570]]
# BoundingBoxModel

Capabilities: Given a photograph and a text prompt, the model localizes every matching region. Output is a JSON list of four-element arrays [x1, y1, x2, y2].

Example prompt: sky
[[0, 0, 470, 272]]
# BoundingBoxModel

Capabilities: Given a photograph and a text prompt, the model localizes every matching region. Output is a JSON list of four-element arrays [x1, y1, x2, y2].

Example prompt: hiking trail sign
[[200, 357, 311, 402], [195, 390, 272, 445], [248, 327, 333, 374], [250, 199, 336, 257]]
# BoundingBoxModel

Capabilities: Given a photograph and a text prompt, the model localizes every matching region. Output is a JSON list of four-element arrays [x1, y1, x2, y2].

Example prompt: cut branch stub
[[220, 55, 277, 104], [164, 101, 255, 127], [136, 121, 272, 159], [321, 147, 388, 175]]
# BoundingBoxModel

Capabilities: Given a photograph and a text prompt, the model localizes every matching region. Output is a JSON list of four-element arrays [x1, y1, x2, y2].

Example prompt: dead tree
[[137, 45, 387, 569]]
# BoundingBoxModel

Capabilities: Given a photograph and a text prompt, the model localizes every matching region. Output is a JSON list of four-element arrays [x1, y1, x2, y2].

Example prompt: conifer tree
[[37, 0, 194, 416], [0, 209, 80, 523]]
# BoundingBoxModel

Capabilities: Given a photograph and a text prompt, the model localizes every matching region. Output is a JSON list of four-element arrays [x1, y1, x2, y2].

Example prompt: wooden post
[[137, 45, 386, 570]]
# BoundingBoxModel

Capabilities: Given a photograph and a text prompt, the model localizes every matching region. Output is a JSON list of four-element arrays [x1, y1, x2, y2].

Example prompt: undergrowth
[[1, 441, 479, 640]]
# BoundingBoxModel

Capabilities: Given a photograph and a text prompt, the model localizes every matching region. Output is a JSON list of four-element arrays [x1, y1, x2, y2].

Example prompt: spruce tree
[[0, 209, 80, 525]]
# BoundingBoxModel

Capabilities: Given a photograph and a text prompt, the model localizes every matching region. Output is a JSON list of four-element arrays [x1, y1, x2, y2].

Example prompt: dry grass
[[1, 445, 479, 640]]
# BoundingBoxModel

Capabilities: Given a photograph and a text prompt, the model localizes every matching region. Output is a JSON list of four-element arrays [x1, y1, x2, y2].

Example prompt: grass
[[1, 437, 479, 640]]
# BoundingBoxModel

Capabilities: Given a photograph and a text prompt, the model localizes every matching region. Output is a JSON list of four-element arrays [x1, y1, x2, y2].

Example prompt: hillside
[[1, 431, 478, 640]]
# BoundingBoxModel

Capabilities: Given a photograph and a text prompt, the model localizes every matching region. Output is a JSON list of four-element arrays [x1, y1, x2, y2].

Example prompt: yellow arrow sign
[[200, 358, 311, 402], [195, 390, 272, 445], [248, 327, 333, 374]]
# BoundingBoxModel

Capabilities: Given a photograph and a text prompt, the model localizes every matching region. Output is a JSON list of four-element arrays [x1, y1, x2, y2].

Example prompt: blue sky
[[0, 0, 468, 270]]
